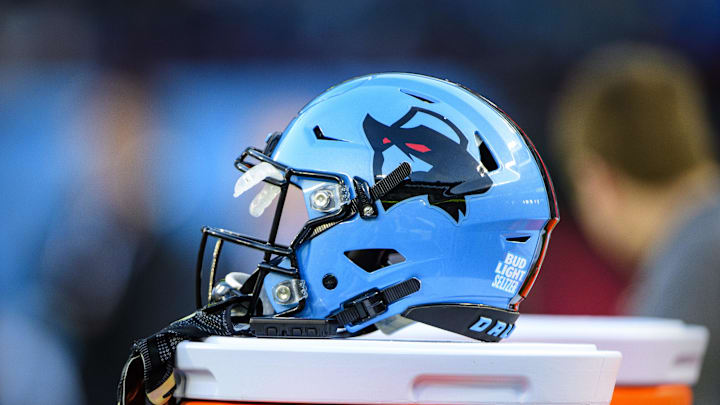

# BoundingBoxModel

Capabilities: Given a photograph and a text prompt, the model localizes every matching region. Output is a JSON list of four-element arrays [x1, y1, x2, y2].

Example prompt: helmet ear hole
[[344, 249, 406, 273], [322, 274, 338, 290]]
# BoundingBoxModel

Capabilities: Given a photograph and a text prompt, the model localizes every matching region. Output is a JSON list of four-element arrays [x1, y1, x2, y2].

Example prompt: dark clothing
[[80, 235, 195, 405], [626, 193, 720, 405]]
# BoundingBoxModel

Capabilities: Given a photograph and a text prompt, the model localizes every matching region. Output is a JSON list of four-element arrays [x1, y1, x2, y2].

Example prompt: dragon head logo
[[363, 107, 494, 222]]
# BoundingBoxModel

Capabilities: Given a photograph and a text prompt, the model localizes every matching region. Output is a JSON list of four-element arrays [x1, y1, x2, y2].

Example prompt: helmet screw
[[362, 206, 374, 216], [274, 284, 292, 304], [311, 189, 333, 210], [322, 274, 338, 290]]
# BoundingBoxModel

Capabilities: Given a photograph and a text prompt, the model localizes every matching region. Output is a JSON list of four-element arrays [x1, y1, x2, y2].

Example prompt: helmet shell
[[270, 73, 555, 332]]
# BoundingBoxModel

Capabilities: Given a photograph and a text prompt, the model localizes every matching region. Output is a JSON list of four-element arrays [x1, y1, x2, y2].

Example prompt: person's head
[[552, 44, 717, 267]]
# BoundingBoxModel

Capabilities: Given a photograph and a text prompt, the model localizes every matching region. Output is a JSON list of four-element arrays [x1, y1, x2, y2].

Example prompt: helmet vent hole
[[506, 235, 531, 243], [400, 89, 436, 104], [476, 131, 499, 172], [313, 125, 346, 142], [344, 249, 406, 273]]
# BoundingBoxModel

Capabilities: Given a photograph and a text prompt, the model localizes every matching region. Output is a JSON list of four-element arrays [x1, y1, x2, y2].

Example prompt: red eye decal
[[383, 137, 391, 144], [405, 143, 431, 153]]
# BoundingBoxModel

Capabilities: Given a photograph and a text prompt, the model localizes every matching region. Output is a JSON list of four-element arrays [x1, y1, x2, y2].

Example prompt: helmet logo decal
[[492, 252, 529, 295], [363, 106, 493, 222]]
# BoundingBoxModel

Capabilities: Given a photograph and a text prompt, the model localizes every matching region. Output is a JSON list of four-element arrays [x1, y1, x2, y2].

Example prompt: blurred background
[[1, 1, 719, 404]]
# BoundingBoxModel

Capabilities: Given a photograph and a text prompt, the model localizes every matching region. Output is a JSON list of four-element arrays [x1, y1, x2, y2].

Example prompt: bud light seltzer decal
[[491, 253, 528, 294]]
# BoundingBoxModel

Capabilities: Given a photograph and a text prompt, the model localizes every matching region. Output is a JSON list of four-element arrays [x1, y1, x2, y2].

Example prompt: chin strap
[[370, 162, 412, 200], [117, 298, 243, 405]]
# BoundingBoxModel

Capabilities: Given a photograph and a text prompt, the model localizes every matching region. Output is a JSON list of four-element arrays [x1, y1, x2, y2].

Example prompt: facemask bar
[[195, 146, 355, 311]]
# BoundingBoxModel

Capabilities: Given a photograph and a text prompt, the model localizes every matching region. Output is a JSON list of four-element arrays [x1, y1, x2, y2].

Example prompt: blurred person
[[552, 44, 719, 403], [37, 69, 309, 403], [38, 72, 194, 404], [0, 311, 86, 405], [0, 64, 95, 405]]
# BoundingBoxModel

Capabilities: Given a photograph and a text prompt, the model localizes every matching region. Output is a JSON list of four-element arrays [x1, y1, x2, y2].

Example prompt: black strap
[[352, 162, 411, 218], [336, 277, 421, 326], [383, 278, 421, 302], [117, 298, 243, 405], [371, 162, 411, 200]]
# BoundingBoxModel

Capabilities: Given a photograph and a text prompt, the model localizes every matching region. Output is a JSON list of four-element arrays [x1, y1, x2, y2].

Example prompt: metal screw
[[274, 285, 292, 304], [311, 189, 332, 210], [362, 205, 374, 216]]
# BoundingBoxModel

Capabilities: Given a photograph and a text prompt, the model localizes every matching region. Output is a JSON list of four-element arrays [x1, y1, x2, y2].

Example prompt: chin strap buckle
[[335, 277, 421, 326], [343, 289, 388, 325]]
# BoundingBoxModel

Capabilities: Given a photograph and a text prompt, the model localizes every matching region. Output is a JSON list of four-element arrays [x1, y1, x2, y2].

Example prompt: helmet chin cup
[[403, 304, 520, 342]]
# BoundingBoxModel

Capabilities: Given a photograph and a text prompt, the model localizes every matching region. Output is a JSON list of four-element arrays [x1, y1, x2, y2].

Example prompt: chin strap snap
[[353, 162, 411, 219], [117, 298, 244, 405]]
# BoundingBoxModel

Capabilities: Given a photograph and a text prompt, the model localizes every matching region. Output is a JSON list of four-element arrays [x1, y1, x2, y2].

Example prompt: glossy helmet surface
[[197, 73, 558, 341]]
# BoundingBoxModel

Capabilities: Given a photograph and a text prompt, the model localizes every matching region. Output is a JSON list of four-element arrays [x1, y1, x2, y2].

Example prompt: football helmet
[[196, 73, 558, 342]]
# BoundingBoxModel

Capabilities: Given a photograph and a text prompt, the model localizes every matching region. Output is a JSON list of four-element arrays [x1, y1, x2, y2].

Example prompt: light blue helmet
[[197, 73, 558, 341]]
